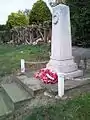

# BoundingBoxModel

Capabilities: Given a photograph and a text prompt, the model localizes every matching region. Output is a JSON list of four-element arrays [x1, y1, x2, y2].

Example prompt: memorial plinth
[[47, 4, 83, 78]]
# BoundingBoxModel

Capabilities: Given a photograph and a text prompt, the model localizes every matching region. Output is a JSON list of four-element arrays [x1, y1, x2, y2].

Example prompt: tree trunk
[[47, 28, 52, 42], [44, 29, 48, 43]]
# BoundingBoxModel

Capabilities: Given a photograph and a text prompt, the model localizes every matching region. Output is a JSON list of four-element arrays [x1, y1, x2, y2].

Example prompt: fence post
[[57, 73, 64, 97], [21, 59, 25, 73]]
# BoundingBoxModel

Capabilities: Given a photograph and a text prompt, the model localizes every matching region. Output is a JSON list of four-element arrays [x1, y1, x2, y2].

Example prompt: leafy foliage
[[29, 0, 52, 24], [0, 24, 10, 43], [0, 25, 9, 31], [6, 10, 29, 29], [29, 0, 90, 47], [67, 0, 90, 47], [23, 9, 31, 16], [0, 30, 10, 43]]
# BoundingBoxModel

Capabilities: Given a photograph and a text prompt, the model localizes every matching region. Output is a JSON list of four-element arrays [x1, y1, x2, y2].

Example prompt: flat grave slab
[[1, 82, 32, 104], [0, 88, 14, 118]]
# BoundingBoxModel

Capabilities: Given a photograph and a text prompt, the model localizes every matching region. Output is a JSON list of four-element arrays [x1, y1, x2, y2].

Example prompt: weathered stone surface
[[1, 82, 32, 104], [15, 70, 90, 96], [42, 79, 90, 94], [0, 88, 14, 118], [15, 75, 44, 96]]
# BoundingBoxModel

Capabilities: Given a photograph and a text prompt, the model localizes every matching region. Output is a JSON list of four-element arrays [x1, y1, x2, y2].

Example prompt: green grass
[[25, 93, 90, 120], [0, 44, 50, 76]]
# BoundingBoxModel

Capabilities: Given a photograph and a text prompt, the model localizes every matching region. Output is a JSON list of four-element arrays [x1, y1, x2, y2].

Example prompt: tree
[[29, 0, 52, 24], [6, 10, 29, 29], [23, 9, 31, 16], [67, 0, 90, 47], [0, 24, 8, 31]]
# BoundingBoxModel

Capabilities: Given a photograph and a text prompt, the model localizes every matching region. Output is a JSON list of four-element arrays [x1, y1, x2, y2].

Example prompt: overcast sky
[[0, 0, 37, 24]]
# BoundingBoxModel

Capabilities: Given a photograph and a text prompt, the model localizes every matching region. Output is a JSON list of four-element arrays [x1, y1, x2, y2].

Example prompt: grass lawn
[[25, 93, 90, 120], [0, 44, 50, 76]]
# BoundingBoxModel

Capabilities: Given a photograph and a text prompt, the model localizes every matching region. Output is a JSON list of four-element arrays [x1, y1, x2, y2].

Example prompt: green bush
[[29, 0, 51, 25], [67, 0, 90, 47], [0, 25, 8, 31], [0, 30, 10, 43], [6, 11, 29, 29]]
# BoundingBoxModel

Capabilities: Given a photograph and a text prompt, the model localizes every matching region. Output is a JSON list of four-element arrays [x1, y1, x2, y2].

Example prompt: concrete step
[[14, 75, 44, 96], [13, 73, 90, 96], [1, 82, 32, 105], [43, 79, 90, 94], [0, 87, 14, 118]]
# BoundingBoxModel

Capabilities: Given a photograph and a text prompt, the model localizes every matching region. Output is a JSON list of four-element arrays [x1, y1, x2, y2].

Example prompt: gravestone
[[46, 3, 83, 78]]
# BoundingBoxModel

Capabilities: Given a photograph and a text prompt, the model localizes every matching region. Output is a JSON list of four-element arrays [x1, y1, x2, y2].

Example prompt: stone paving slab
[[43, 79, 90, 94], [1, 82, 32, 104], [15, 75, 44, 96], [0, 88, 14, 118], [14, 70, 90, 96], [26, 71, 90, 93]]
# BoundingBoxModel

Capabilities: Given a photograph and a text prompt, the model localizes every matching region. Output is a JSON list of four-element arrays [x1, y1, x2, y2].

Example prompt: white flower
[[20, 51, 23, 53]]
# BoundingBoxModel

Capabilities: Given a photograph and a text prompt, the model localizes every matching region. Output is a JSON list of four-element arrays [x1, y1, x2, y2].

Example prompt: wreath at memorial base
[[34, 68, 58, 84]]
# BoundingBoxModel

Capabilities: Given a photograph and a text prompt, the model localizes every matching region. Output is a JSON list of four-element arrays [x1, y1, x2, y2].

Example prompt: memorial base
[[46, 57, 83, 79]]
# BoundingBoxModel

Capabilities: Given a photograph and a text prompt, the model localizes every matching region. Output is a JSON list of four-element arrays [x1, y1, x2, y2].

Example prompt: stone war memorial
[[46, 1, 83, 78]]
